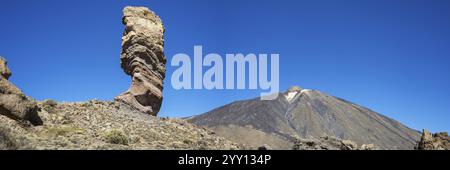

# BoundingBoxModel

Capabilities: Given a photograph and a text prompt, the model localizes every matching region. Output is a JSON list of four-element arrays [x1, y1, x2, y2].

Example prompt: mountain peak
[[286, 86, 303, 92], [284, 86, 301, 102], [284, 86, 313, 102], [189, 86, 420, 149]]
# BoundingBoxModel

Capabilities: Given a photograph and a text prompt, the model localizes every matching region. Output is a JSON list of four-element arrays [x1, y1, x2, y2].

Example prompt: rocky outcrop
[[416, 129, 450, 150], [0, 58, 11, 79], [115, 6, 166, 116], [0, 57, 42, 126], [292, 136, 378, 150]]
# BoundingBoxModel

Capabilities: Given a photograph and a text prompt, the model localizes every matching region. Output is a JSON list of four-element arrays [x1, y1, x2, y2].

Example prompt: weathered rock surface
[[0, 57, 11, 79], [188, 86, 420, 149], [0, 100, 245, 150], [292, 136, 378, 150], [0, 57, 42, 125], [115, 6, 166, 116], [416, 129, 450, 150]]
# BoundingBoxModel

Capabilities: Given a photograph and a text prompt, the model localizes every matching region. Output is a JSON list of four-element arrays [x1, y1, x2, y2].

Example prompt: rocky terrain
[[188, 86, 421, 150], [292, 136, 378, 150], [415, 129, 450, 150], [0, 99, 243, 150]]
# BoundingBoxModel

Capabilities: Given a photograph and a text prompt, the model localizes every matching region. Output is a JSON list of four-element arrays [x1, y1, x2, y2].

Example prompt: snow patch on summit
[[284, 89, 312, 102], [285, 91, 298, 101]]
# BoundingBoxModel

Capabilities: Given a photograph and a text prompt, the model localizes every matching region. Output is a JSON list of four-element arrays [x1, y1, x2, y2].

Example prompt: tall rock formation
[[416, 129, 450, 150], [115, 6, 166, 116], [0, 57, 42, 125]]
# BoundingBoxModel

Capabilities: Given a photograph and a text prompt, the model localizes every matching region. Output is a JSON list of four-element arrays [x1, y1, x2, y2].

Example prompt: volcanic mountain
[[188, 86, 420, 149]]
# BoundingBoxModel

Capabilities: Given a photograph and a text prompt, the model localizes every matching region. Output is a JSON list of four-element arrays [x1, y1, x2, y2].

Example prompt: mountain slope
[[188, 87, 420, 149]]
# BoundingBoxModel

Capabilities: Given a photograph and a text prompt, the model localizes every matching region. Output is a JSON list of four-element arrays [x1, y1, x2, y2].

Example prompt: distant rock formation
[[188, 86, 420, 149], [416, 129, 450, 150], [292, 136, 378, 150], [115, 6, 166, 116], [0, 57, 42, 125]]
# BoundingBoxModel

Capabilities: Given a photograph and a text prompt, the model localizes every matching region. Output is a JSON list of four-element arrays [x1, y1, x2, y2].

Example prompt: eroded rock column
[[115, 6, 166, 116], [416, 129, 450, 150]]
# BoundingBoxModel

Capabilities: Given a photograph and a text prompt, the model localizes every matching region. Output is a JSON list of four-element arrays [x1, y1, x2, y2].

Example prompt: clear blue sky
[[1, 0, 449, 132]]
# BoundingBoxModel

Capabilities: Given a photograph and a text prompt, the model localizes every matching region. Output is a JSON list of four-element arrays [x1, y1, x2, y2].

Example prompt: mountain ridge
[[188, 86, 421, 149]]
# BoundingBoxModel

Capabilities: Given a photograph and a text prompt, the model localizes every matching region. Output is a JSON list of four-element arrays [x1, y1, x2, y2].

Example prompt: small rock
[[340, 140, 358, 150], [360, 144, 378, 150], [258, 144, 271, 150]]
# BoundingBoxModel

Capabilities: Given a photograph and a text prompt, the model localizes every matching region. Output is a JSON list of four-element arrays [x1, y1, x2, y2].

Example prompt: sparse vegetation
[[43, 99, 57, 107], [103, 129, 129, 145], [183, 139, 193, 145], [45, 125, 85, 137], [0, 126, 18, 149], [41, 99, 58, 114]]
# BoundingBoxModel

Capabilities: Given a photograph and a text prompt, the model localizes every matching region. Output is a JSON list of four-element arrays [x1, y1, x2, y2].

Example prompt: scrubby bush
[[0, 126, 18, 149], [43, 99, 58, 107], [103, 129, 129, 145], [41, 99, 58, 114]]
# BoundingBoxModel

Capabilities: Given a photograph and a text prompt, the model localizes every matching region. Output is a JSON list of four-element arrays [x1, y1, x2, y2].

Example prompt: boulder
[[115, 6, 166, 116], [0, 57, 42, 125]]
